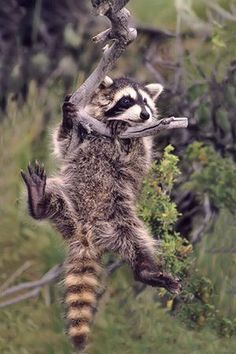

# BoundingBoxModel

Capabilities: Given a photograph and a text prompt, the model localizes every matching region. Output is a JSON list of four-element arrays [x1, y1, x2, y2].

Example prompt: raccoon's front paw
[[62, 95, 76, 130], [21, 161, 47, 219], [106, 120, 129, 137]]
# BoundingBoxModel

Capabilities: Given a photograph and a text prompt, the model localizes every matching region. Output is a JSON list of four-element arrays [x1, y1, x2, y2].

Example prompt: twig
[[0, 260, 124, 308], [0, 264, 63, 298], [0, 261, 33, 291], [70, 0, 137, 108], [0, 288, 40, 308], [120, 117, 188, 138], [207, 2, 236, 22]]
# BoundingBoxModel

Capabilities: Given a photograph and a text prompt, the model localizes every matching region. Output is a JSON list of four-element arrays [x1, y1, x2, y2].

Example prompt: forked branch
[[70, 0, 188, 137], [70, 0, 137, 108]]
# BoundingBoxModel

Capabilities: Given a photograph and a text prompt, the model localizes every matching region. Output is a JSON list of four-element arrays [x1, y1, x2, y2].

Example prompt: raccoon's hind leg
[[133, 250, 181, 294], [111, 214, 181, 294]]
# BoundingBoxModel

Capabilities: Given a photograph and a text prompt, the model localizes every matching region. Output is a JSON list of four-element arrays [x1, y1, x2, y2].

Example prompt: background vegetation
[[0, 1, 236, 353]]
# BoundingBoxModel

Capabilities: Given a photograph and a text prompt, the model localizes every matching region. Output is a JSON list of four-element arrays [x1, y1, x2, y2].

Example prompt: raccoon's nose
[[140, 110, 150, 121]]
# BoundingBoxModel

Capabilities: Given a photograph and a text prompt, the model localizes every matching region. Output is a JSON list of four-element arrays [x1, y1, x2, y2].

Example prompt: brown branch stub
[[120, 117, 188, 138], [70, 0, 137, 108]]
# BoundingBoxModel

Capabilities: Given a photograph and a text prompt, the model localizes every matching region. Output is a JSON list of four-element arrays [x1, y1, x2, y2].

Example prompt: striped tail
[[64, 245, 102, 352]]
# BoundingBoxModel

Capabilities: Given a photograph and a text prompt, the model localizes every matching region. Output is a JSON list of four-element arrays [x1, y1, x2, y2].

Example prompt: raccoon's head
[[85, 76, 163, 126]]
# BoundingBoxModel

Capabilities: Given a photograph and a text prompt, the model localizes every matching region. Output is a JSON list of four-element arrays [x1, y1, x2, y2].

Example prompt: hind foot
[[134, 259, 181, 294]]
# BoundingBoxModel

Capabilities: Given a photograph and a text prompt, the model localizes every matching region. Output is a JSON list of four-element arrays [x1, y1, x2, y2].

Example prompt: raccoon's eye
[[119, 96, 134, 108]]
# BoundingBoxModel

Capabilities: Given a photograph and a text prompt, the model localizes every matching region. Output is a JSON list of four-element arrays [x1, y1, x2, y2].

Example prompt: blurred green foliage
[[186, 142, 236, 211], [138, 146, 189, 276]]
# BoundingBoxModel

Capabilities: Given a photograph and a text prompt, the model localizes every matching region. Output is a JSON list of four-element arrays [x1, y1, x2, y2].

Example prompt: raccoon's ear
[[100, 76, 114, 89], [145, 83, 163, 101]]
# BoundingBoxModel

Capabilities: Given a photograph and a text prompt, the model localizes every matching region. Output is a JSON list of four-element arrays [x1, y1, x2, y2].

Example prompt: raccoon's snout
[[140, 110, 150, 121]]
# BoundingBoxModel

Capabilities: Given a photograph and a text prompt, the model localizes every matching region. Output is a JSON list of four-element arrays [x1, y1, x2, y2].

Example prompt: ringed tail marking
[[64, 254, 103, 351], [65, 291, 97, 305], [67, 307, 93, 321], [65, 274, 99, 288], [68, 324, 90, 350]]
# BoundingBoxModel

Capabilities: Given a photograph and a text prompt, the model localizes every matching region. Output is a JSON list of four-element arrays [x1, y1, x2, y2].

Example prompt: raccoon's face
[[85, 77, 163, 126]]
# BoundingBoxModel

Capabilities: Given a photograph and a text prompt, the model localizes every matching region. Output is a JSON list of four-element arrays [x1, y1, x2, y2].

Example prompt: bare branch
[[0, 264, 63, 298], [71, 0, 137, 108], [0, 288, 40, 308], [76, 110, 188, 138], [0, 261, 33, 292], [0, 260, 123, 308], [66, 0, 189, 139], [120, 117, 188, 138], [207, 2, 236, 22]]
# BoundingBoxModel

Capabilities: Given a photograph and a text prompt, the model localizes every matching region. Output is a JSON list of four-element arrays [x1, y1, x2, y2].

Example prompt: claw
[[165, 278, 182, 294], [35, 160, 40, 174], [28, 162, 33, 176], [40, 163, 45, 178], [42, 171, 47, 183], [64, 94, 72, 102], [135, 265, 182, 295], [20, 170, 28, 185]]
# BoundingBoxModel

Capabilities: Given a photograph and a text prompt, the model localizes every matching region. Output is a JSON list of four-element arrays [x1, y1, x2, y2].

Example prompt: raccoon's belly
[[63, 138, 149, 220], [64, 168, 141, 224]]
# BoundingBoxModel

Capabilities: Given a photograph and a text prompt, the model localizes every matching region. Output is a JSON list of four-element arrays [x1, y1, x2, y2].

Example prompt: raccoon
[[21, 77, 180, 352]]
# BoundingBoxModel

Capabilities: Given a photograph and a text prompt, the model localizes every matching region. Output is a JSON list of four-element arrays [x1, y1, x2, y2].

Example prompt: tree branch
[[0, 264, 63, 299], [0, 288, 41, 308], [66, 0, 189, 138], [0, 261, 124, 308], [70, 0, 137, 108], [0, 261, 33, 292], [76, 110, 188, 138]]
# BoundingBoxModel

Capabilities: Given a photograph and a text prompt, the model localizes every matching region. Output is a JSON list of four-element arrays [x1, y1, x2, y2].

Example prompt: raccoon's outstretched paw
[[21, 161, 47, 219], [62, 96, 76, 130], [135, 267, 181, 295], [153, 272, 181, 294], [106, 120, 129, 137]]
